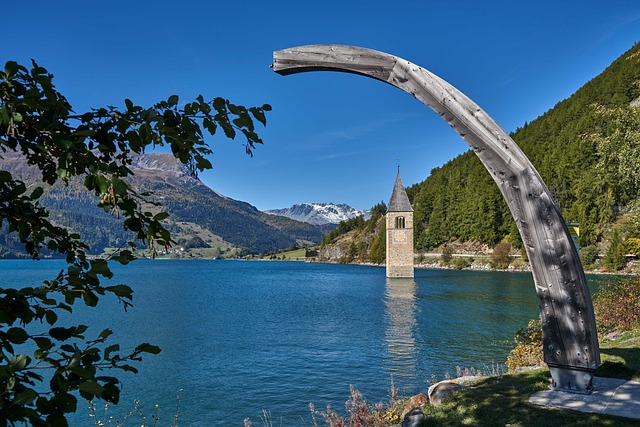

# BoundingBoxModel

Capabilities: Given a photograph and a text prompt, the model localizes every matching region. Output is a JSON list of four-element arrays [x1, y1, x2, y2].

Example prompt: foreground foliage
[[0, 60, 270, 425], [308, 384, 402, 427], [506, 319, 545, 372]]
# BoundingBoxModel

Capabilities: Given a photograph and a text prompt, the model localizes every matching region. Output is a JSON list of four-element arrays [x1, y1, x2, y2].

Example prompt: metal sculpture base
[[549, 365, 595, 394]]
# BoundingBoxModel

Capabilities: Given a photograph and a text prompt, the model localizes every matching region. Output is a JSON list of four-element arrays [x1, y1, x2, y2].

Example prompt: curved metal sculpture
[[272, 44, 599, 392]]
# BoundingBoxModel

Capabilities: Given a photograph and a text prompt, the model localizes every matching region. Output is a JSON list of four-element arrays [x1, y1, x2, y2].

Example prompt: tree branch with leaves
[[0, 59, 270, 425]]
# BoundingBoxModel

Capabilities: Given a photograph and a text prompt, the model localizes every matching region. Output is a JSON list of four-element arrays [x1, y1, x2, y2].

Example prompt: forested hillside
[[319, 42, 640, 271], [409, 42, 640, 252]]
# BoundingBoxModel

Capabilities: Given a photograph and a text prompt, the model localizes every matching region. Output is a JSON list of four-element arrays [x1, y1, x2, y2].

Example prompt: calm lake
[[0, 260, 604, 426]]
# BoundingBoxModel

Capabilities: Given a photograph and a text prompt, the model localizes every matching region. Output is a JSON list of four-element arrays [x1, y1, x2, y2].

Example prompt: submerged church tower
[[386, 169, 414, 278]]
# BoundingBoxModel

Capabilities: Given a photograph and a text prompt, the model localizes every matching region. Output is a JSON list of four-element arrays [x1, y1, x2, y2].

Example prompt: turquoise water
[[0, 260, 602, 426]]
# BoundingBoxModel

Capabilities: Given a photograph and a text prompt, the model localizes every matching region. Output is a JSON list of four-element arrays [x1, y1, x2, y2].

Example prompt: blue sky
[[4, 1, 640, 210]]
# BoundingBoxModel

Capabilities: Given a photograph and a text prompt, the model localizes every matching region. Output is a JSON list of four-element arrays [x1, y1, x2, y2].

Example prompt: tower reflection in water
[[384, 278, 418, 383]]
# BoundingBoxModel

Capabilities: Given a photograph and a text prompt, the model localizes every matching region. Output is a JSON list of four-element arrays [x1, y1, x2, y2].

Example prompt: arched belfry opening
[[386, 170, 414, 278], [273, 44, 600, 393]]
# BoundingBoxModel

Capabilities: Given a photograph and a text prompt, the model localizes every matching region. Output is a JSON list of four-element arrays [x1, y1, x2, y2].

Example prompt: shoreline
[[1, 254, 634, 276]]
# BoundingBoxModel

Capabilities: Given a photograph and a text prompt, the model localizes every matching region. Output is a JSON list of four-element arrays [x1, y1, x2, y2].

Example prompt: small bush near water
[[491, 241, 512, 269], [593, 275, 640, 333], [506, 319, 545, 372], [308, 383, 402, 427]]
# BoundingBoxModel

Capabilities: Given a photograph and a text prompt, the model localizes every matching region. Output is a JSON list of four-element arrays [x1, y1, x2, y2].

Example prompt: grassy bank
[[419, 331, 640, 426], [419, 367, 637, 426]]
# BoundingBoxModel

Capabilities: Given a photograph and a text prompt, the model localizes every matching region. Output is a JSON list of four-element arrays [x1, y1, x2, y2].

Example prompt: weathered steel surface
[[273, 44, 600, 392]]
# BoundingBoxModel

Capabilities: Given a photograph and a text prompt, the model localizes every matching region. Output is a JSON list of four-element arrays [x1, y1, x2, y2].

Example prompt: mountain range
[[0, 152, 342, 257], [264, 203, 370, 226]]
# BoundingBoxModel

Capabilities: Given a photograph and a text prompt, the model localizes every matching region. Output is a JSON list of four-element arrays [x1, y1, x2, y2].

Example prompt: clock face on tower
[[392, 229, 407, 243]]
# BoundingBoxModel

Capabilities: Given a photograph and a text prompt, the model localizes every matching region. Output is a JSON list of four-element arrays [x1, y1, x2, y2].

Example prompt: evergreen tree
[[603, 227, 627, 272], [368, 223, 386, 264]]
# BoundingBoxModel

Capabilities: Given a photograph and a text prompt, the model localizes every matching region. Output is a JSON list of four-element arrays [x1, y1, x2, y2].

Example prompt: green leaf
[[213, 97, 226, 112], [153, 212, 170, 221], [34, 337, 53, 350], [4, 60, 19, 77], [79, 380, 105, 396], [105, 284, 133, 299], [249, 107, 267, 127], [0, 104, 9, 126], [45, 310, 58, 326], [9, 354, 30, 370], [100, 382, 121, 404], [112, 250, 136, 265], [104, 344, 119, 360], [83, 291, 99, 307], [227, 103, 239, 115], [60, 344, 74, 354], [134, 343, 161, 355], [220, 121, 235, 139], [99, 329, 113, 340], [95, 174, 109, 194], [119, 364, 138, 373], [90, 259, 113, 278], [6, 327, 29, 344], [196, 156, 212, 171], [48, 391, 77, 414], [14, 389, 37, 406], [168, 95, 179, 106], [202, 117, 217, 135], [49, 327, 76, 341]]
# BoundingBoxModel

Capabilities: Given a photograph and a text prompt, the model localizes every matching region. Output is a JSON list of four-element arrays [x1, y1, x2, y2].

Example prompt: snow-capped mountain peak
[[264, 203, 371, 226]]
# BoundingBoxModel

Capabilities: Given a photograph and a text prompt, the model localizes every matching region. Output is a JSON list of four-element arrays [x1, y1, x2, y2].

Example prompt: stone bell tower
[[386, 169, 414, 278]]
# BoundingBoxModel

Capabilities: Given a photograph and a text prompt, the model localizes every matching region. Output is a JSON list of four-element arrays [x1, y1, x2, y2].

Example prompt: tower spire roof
[[388, 170, 412, 212]]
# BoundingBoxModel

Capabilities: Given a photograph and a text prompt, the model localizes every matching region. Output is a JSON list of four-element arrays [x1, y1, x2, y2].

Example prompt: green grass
[[280, 248, 306, 259], [421, 369, 637, 426], [260, 248, 307, 260], [597, 329, 640, 381]]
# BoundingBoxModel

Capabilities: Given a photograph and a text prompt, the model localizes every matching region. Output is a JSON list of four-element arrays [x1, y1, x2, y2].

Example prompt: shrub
[[452, 257, 471, 270], [309, 382, 403, 427], [579, 245, 599, 269], [491, 241, 512, 269], [177, 235, 208, 249], [603, 227, 627, 271], [593, 276, 640, 333], [441, 244, 453, 264], [505, 319, 545, 372], [627, 237, 640, 256]]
